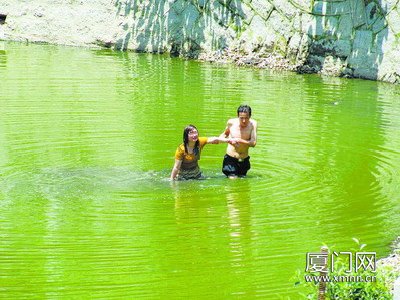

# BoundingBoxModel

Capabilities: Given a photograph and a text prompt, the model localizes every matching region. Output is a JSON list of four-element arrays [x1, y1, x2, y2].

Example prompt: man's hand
[[228, 138, 240, 147]]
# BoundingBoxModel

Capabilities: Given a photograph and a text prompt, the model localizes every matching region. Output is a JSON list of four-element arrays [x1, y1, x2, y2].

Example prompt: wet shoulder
[[228, 118, 240, 128], [250, 119, 257, 129], [199, 137, 208, 148], [228, 118, 237, 125]]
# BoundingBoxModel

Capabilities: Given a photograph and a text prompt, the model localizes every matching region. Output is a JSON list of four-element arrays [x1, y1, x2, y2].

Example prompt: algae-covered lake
[[0, 42, 399, 298]]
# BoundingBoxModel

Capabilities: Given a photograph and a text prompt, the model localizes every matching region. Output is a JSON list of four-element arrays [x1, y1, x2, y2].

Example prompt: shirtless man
[[220, 105, 257, 178]]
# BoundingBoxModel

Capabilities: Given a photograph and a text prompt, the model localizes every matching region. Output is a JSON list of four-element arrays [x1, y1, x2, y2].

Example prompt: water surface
[[1, 41, 400, 298]]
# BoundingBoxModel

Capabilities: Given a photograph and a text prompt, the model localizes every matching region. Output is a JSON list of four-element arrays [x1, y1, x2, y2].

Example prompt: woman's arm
[[170, 159, 183, 180], [206, 136, 231, 144]]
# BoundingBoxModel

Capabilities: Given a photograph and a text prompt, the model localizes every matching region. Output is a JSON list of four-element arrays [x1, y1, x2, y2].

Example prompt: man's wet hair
[[237, 105, 252, 117], [183, 124, 200, 155]]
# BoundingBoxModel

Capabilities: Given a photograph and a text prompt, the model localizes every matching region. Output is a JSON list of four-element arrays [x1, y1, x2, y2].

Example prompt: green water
[[1, 41, 400, 298]]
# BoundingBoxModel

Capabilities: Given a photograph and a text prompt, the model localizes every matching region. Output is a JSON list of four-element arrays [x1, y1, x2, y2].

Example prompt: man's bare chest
[[230, 126, 251, 139]]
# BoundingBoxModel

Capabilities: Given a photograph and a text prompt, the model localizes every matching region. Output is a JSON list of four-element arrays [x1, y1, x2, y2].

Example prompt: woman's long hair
[[183, 124, 200, 155]]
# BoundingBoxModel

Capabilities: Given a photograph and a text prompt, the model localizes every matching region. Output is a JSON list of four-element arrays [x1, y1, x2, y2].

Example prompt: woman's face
[[188, 129, 198, 142]]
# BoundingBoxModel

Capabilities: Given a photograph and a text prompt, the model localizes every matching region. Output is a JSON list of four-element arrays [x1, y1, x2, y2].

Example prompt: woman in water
[[170, 124, 233, 180]]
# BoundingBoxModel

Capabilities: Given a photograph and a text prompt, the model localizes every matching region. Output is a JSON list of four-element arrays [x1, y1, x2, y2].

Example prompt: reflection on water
[[1, 42, 400, 298]]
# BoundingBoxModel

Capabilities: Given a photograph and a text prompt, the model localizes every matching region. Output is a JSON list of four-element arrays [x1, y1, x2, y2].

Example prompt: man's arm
[[234, 120, 257, 147], [219, 120, 232, 138], [249, 120, 257, 147]]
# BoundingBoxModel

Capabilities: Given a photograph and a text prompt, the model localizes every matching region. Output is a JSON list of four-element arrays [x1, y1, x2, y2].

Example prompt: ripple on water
[[2, 42, 400, 298]]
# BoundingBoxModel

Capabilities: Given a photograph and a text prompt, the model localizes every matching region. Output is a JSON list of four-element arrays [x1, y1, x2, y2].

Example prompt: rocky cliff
[[0, 0, 399, 83]]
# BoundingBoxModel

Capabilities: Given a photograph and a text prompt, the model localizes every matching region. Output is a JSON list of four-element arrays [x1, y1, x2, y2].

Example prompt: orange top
[[175, 137, 208, 166]]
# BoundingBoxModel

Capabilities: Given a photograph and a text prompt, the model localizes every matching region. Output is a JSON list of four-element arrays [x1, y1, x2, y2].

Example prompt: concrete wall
[[1, 0, 400, 83]]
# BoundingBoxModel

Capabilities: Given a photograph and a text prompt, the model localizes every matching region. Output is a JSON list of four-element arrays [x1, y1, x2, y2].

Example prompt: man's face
[[238, 112, 250, 128]]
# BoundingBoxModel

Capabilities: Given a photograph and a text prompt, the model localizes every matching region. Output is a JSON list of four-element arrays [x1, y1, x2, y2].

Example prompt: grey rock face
[[0, 0, 399, 83]]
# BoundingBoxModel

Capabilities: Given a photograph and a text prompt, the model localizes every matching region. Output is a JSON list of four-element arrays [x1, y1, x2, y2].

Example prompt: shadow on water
[[113, 0, 245, 57], [0, 49, 6, 67]]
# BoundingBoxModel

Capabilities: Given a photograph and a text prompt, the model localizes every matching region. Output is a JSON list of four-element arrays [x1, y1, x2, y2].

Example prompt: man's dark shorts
[[222, 154, 250, 177]]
